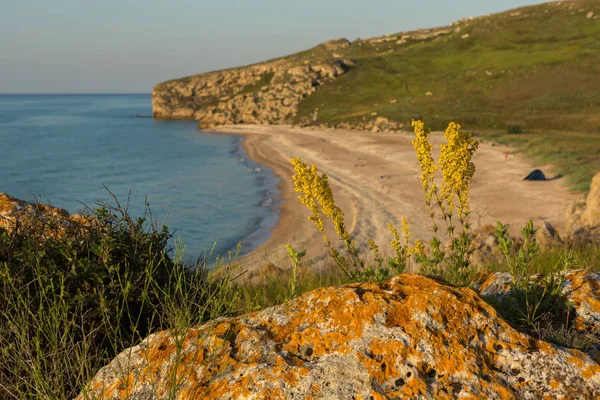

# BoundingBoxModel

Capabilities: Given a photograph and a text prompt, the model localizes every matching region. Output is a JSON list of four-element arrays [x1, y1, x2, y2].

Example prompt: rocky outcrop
[[364, 27, 453, 45], [566, 171, 600, 242], [151, 26, 455, 131], [152, 55, 351, 128], [80, 274, 600, 399], [0, 193, 90, 237]]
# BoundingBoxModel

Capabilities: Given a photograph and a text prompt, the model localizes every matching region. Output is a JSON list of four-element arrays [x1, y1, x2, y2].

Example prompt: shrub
[[507, 124, 524, 134], [489, 220, 586, 345], [0, 195, 240, 399]]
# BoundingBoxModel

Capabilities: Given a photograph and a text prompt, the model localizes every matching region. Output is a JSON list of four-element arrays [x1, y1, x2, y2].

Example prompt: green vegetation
[[479, 129, 600, 192], [4, 1, 600, 396], [0, 197, 240, 399], [293, 0, 600, 191], [483, 242, 600, 275], [0, 192, 598, 397], [237, 72, 275, 96], [297, 1, 600, 132]]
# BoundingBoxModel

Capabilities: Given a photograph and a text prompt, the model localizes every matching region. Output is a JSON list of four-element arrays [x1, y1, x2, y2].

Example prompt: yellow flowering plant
[[291, 158, 392, 282], [290, 120, 479, 285], [411, 120, 479, 284]]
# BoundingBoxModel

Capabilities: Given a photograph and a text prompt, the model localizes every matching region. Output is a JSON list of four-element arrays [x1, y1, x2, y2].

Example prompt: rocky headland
[[151, 24, 456, 131], [152, 39, 354, 128], [152, 1, 600, 133]]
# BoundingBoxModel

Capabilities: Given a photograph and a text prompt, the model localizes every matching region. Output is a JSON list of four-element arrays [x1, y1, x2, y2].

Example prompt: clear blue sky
[[0, 0, 548, 93]]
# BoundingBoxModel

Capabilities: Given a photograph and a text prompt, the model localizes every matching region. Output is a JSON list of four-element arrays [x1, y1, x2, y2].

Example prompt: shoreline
[[227, 134, 282, 259], [206, 124, 580, 280]]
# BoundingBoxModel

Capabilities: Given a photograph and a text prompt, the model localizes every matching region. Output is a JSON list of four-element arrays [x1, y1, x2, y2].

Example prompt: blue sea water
[[0, 94, 279, 261]]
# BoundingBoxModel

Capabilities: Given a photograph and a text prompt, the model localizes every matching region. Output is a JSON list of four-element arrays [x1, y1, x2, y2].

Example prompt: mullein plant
[[290, 120, 479, 285]]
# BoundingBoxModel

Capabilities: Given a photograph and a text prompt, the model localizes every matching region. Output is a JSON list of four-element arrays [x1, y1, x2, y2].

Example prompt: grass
[[296, 0, 600, 133], [233, 264, 349, 310], [483, 242, 600, 274], [0, 193, 598, 398], [0, 197, 241, 398], [477, 129, 600, 192]]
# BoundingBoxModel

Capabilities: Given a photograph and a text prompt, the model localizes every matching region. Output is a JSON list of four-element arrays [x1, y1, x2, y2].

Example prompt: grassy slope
[[295, 0, 600, 191], [161, 1, 600, 191], [298, 0, 600, 130]]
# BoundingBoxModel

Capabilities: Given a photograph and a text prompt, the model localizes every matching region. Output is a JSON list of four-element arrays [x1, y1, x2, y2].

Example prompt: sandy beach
[[209, 125, 579, 278]]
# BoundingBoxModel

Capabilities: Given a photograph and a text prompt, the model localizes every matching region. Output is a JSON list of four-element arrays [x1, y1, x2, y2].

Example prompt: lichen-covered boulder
[[79, 274, 600, 399]]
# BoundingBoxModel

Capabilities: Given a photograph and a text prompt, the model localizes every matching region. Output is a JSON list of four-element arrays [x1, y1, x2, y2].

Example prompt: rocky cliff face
[[152, 40, 353, 128], [80, 274, 600, 399]]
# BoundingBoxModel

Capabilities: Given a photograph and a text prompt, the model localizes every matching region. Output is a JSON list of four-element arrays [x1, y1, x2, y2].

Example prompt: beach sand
[[208, 125, 579, 280]]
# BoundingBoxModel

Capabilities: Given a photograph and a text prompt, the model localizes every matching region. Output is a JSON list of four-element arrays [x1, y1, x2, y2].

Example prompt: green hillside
[[154, 0, 600, 191], [296, 0, 600, 132]]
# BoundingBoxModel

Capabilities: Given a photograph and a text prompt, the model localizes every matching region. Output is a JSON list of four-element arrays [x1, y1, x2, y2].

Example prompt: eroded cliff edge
[[152, 39, 354, 128]]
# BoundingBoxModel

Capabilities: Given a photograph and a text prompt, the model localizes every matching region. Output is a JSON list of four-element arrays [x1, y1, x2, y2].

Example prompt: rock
[[535, 220, 563, 249], [582, 172, 600, 229], [79, 275, 600, 399], [287, 66, 309, 76], [469, 225, 510, 267], [153, 55, 349, 127], [587, 11, 594, 19], [322, 38, 350, 50], [0, 193, 92, 238], [565, 172, 600, 242], [425, 91, 434, 96]]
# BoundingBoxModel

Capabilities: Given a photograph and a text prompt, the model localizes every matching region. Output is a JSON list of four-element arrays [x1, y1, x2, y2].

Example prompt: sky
[[0, 0, 549, 93]]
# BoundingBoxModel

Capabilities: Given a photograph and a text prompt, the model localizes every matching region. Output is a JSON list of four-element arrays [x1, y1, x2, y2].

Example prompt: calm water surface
[[0, 94, 279, 261]]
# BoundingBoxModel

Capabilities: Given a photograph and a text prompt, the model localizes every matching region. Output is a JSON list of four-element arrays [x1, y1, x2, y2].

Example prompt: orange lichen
[[78, 274, 600, 399]]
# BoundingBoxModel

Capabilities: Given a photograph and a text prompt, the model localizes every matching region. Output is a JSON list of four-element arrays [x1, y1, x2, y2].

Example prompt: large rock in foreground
[[80, 275, 599, 399]]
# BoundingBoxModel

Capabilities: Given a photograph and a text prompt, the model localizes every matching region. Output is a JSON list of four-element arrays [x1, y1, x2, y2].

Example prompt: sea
[[0, 94, 280, 262]]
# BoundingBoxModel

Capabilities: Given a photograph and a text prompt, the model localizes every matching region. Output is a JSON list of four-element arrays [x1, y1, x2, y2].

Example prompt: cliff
[[152, 0, 600, 132], [152, 39, 354, 128]]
